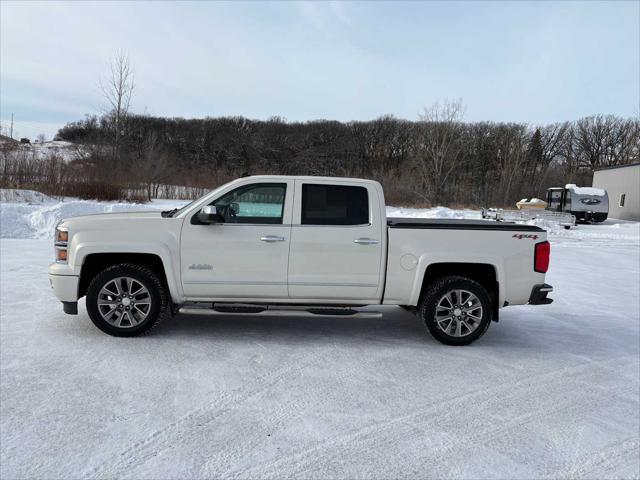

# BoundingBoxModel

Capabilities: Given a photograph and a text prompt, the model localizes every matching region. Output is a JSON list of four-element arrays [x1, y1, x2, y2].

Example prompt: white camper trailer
[[546, 184, 609, 223]]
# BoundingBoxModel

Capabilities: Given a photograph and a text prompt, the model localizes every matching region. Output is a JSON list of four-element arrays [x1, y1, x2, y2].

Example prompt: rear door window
[[301, 184, 369, 225]]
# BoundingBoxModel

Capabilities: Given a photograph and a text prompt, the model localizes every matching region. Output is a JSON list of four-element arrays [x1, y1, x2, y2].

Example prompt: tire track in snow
[[205, 341, 395, 478], [423, 381, 638, 480], [328, 380, 635, 479], [231, 356, 638, 479], [364, 362, 637, 479], [83, 347, 331, 479], [367, 358, 637, 479], [555, 438, 639, 479]]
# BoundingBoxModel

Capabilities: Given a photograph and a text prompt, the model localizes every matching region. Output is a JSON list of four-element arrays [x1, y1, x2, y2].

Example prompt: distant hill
[[0, 135, 19, 147], [0, 138, 90, 163]]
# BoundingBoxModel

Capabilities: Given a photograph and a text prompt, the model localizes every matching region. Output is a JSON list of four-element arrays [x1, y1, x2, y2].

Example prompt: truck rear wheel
[[419, 275, 491, 346], [86, 263, 169, 337]]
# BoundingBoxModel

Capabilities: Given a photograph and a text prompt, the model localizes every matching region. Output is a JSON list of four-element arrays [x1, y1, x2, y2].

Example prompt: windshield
[[163, 180, 236, 218]]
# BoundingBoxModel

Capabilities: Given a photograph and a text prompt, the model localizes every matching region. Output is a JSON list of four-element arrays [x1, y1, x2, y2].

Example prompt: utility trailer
[[481, 208, 575, 229]]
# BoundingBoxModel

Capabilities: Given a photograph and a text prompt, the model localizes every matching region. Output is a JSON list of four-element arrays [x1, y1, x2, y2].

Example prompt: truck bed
[[383, 217, 547, 306]]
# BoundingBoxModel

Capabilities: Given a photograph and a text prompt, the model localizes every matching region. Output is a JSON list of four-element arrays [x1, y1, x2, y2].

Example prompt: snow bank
[[0, 192, 185, 239], [1, 195, 480, 240], [386, 205, 481, 220], [0, 189, 53, 203], [1, 190, 638, 245]]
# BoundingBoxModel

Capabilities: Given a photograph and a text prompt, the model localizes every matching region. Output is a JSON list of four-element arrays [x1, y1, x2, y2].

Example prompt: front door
[[287, 180, 385, 302], [181, 181, 293, 300]]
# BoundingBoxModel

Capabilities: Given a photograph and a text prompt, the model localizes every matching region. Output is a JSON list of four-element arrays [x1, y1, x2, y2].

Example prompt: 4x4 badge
[[512, 234, 539, 240]]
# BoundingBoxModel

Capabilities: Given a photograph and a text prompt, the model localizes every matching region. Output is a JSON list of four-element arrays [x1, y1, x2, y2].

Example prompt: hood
[[58, 210, 165, 230]]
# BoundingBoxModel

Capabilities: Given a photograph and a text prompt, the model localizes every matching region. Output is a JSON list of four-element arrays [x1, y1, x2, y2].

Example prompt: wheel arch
[[417, 262, 500, 321], [79, 253, 172, 301]]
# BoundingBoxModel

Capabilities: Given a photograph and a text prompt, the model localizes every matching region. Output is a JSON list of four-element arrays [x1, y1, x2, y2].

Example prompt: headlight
[[55, 225, 69, 263], [56, 229, 68, 243]]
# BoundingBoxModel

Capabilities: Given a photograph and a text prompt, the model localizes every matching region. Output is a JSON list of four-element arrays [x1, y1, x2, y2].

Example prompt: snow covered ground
[[1, 193, 639, 479], [1, 140, 91, 162]]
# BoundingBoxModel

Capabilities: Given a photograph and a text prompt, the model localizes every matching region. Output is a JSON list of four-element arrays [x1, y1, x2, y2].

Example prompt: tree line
[[39, 105, 636, 206], [1, 50, 638, 206]]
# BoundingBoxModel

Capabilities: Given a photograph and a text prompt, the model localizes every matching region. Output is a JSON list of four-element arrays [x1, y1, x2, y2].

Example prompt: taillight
[[534, 241, 550, 273]]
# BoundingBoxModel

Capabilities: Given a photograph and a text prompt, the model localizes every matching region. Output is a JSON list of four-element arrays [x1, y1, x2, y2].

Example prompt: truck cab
[[180, 177, 387, 303]]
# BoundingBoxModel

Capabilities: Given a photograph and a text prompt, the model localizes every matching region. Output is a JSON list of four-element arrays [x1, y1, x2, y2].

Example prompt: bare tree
[[575, 115, 619, 170], [521, 122, 570, 194], [412, 99, 465, 204], [137, 131, 173, 200], [495, 123, 528, 205], [606, 118, 640, 166], [99, 50, 135, 162]]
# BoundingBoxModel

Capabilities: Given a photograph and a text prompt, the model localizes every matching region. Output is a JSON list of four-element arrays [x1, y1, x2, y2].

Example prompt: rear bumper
[[529, 283, 553, 305]]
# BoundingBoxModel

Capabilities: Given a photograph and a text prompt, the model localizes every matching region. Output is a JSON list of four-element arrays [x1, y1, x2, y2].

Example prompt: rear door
[[287, 180, 385, 302]]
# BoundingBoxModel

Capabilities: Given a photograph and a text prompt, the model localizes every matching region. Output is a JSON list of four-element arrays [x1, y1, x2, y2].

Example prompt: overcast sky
[[1, 0, 638, 140]]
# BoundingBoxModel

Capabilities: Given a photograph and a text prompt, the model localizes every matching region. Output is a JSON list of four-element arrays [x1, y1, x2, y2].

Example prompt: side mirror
[[197, 206, 224, 224]]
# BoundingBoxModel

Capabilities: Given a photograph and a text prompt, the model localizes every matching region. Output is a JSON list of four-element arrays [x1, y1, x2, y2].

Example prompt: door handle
[[260, 235, 286, 242], [354, 238, 379, 245]]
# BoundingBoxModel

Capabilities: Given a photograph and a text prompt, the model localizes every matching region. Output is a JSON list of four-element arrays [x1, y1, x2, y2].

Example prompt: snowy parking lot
[[1, 195, 639, 479]]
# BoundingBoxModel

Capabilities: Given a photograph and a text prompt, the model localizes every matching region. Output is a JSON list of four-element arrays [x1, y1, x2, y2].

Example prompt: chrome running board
[[178, 303, 382, 318]]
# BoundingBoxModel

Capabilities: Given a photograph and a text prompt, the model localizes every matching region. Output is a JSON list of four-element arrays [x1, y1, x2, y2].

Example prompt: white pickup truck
[[48, 176, 553, 345]]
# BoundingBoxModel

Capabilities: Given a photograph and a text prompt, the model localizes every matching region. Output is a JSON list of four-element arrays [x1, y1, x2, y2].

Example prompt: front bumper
[[49, 273, 79, 315], [529, 283, 553, 305], [48, 263, 79, 312], [49, 273, 79, 301]]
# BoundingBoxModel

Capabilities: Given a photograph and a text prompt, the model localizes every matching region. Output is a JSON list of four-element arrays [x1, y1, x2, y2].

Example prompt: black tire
[[419, 275, 492, 346], [86, 263, 169, 337]]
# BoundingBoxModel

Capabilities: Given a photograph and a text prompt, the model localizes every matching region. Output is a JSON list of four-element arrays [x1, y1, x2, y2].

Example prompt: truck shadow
[[159, 306, 434, 346], [152, 306, 572, 353], [149, 307, 622, 357]]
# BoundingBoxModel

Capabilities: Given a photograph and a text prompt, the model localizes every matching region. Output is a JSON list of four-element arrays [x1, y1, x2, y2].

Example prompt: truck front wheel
[[86, 263, 169, 337], [419, 275, 492, 346]]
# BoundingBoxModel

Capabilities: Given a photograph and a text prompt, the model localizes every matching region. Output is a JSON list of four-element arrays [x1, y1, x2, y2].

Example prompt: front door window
[[212, 183, 286, 224]]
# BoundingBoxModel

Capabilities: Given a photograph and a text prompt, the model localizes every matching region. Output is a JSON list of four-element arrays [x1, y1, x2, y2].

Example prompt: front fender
[[72, 241, 183, 304]]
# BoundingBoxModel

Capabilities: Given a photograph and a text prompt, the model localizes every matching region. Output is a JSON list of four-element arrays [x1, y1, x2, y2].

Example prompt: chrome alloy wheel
[[435, 289, 484, 337], [97, 277, 152, 328]]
